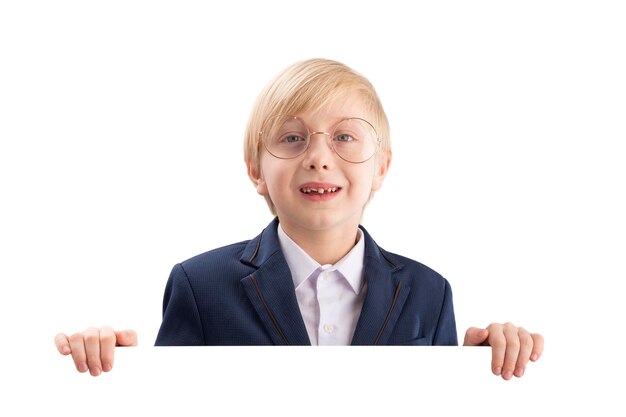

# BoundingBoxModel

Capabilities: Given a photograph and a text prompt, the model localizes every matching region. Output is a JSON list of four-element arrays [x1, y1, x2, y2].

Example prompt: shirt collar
[[277, 224, 365, 294]]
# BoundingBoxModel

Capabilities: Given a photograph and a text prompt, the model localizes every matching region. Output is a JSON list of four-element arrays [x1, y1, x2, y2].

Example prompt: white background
[[1, 1, 625, 415]]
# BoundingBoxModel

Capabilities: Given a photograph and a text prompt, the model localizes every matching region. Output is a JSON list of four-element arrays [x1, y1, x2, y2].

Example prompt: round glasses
[[259, 115, 381, 164]]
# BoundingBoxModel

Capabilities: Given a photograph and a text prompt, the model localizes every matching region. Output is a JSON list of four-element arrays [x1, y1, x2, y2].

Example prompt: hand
[[54, 327, 137, 376], [463, 322, 544, 380]]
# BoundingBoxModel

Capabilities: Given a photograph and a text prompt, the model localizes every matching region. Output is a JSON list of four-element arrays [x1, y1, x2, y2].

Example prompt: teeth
[[301, 187, 339, 194]]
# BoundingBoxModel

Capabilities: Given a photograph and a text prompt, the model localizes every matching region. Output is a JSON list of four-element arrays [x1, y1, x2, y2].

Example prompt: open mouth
[[299, 187, 341, 194]]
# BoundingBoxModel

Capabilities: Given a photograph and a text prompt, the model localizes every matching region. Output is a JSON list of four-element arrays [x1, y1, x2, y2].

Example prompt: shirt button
[[323, 324, 334, 333]]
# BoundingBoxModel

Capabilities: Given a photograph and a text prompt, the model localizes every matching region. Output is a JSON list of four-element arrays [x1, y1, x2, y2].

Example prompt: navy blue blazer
[[155, 218, 458, 346]]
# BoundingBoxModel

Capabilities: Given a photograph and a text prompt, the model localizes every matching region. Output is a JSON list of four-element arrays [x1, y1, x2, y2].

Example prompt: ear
[[371, 150, 392, 192], [247, 160, 268, 196]]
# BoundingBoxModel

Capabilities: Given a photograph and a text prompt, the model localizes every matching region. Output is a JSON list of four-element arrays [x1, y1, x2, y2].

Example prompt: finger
[[115, 329, 138, 347], [83, 327, 102, 376], [54, 333, 71, 355], [68, 333, 88, 373], [500, 323, 521, 380], [530, 333, 545, 362], [514, 327, 533, 378], [463, 327, 489, 346], [99, 326, 117, 373], [487, 324, 506, 376]]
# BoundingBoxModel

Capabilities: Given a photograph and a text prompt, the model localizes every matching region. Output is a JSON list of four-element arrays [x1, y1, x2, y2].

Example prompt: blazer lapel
[[351, 227, 411, 345], [239, 219, 311, 345]]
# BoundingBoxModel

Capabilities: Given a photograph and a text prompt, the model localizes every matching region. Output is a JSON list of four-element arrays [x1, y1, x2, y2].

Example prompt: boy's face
[[248, 93, 391, 236]]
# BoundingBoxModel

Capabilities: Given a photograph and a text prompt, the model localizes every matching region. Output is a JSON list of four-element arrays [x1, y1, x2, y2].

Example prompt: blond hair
[[244, 58, 391, 214]]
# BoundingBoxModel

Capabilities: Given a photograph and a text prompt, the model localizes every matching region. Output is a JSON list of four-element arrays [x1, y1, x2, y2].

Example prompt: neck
[[279, 221, 360, 265]]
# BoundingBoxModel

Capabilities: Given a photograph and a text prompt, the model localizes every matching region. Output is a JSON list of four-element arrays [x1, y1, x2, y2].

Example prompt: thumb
[[115, 329, 138, 347], [463, 327, 489, 346]]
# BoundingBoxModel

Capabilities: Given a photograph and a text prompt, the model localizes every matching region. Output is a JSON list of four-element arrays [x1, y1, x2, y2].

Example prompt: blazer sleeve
[[154, 263, 205, 346], [432, 278, 458, 346]]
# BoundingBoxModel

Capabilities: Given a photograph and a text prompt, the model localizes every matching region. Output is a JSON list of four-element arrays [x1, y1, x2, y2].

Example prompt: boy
[[55, 58, 543, 380]]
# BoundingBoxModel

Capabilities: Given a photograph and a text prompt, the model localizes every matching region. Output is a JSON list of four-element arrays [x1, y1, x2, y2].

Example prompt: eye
[[335, 133, 355, 142], [282, 134, 306, 143]]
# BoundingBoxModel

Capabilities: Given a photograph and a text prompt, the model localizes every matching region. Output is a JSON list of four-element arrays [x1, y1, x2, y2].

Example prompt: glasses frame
[[259, 115, 382, 164]]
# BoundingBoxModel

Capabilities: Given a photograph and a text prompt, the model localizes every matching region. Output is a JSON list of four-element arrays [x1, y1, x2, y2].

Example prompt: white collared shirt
[[277, 224, 367, 345]]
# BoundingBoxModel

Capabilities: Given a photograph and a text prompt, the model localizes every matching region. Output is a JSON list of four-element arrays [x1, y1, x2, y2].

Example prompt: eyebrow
[[295, 115, 371, 130]]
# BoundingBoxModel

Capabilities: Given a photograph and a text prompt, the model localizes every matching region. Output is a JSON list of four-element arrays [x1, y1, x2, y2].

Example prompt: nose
[[302, 132, 335, 171]]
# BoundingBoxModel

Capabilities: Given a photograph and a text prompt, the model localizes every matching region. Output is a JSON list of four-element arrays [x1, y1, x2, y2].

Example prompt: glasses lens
[[332, 118, 378, 163], [262, 116, 309, 159]]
